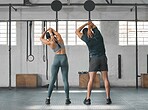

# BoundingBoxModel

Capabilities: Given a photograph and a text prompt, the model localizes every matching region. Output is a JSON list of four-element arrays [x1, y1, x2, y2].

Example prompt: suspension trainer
[[43, 21, 46, 62], [45, 44, 48, 80], [51, 0, 62, 90], [26, 21, 34, 62]]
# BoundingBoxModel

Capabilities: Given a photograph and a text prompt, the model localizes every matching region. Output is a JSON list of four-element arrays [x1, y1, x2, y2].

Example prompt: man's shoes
[[45, 98, 50, 105], [83, 98, 91, 105], [65, 98, 71, 105], [106, 98, 112, 104]]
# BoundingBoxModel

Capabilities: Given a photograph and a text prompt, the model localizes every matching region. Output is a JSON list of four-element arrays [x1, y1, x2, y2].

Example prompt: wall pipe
[[135, 4, 138, 89], [8, 4, 12, 89]]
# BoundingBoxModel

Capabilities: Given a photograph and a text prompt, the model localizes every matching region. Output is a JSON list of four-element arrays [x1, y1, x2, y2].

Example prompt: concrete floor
[[0, 87, 148, 110]]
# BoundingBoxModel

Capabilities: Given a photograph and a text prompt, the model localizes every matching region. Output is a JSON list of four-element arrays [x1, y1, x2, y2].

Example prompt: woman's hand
[[47, 28, 52, 32]]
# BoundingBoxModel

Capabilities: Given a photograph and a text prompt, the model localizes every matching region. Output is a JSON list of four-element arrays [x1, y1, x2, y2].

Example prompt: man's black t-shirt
[[81, 27, 106, 57]]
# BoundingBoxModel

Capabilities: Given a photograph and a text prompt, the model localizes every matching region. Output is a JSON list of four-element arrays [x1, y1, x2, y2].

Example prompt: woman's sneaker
[[83, 98, 91, 105], [65, 99, 71, 105], [45, 98, 50, 105], [106, 98, 112, 104]]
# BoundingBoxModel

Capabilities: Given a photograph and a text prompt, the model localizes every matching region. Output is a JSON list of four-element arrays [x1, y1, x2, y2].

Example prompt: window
[[58, 21, 66, 43], [34, 21, 100, 45], [76, 21, 87, 45], [47, 21, 67, 44], [0, 22, 16, 45], [34, 21, 42, 45], [119, 21, 148, 45], [0, 22, 7, 45], [67, 21, 75, 45]]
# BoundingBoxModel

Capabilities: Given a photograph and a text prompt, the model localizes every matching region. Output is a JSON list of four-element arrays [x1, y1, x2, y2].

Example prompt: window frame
[[0, 21, 16, 46], [119, 21, 148, 46]]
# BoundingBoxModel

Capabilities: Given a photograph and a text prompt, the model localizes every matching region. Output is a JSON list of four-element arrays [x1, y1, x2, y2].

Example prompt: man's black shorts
[[89, 55, 108, 72]]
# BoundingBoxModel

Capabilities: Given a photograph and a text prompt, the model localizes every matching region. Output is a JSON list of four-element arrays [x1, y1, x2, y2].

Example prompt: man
[[75, 21, 112, 105]]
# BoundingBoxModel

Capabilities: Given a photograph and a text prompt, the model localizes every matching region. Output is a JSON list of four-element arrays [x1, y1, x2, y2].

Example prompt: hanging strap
[[45, 44, 48, 80], [27, 21, 34, 62], [26, 21, 29, 61], [43, 21, 46, 62]]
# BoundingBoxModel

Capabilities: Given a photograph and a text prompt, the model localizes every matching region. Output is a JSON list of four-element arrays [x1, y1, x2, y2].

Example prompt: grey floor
[[0, 87, 148, 110]]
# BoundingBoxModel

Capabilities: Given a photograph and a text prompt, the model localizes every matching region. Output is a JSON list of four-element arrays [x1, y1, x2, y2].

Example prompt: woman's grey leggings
[[48, 54, 69, 99]]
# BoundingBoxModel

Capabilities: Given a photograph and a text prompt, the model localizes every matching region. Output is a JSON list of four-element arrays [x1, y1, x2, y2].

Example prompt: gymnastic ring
[[51, 0, 62, 11], [28, 55, 34, 62], [84, 0, 95, 11]]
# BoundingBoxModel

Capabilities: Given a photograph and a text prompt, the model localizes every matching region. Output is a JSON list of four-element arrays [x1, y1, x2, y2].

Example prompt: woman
[[40, 28, 71, 105]]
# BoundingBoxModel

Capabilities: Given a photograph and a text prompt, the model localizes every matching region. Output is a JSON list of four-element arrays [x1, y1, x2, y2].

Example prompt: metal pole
[[89, 11, 91, 21], [135, 4, 138, 88], [55, 11, 58, 90], [1, 19, 143, 22], [9, 4, 12, 89]]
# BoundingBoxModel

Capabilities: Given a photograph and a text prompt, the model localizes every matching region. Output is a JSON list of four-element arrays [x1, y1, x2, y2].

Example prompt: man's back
[[81, 27, 106, 57]]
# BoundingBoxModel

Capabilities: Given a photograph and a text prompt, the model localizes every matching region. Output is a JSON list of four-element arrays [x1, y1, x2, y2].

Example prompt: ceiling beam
[[0, 3, 148, 7]]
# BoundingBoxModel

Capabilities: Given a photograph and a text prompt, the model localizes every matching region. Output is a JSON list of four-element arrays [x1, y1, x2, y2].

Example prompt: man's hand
[[87, 21, 93, 38], [87, 30, 93, 38], [88, 21, 94, 28], [88, 21, 92, 25]]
